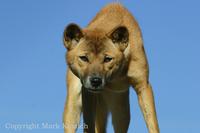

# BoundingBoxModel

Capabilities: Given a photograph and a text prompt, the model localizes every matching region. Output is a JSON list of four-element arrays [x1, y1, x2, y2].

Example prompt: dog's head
[[63, 23, 129, 93]]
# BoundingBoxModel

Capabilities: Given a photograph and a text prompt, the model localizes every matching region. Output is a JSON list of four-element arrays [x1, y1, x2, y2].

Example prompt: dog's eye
[[79, 56, 89, 62], [104, 56, 113, 63]]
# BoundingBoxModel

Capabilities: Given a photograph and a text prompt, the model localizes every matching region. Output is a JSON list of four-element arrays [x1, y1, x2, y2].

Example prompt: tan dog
[[63, 3, 159, 133]]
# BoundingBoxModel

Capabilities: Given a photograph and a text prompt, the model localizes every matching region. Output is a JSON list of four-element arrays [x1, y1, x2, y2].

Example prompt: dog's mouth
[[87, 88, 104, 93], [81, 78, 105, 93]]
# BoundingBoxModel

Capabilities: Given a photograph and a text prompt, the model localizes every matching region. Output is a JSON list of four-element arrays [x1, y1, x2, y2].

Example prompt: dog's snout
[[90, 76, 102, 88]]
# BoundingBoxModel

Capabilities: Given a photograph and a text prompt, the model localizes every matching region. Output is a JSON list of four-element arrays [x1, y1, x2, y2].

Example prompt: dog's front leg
[[104, 91, 130, 133], [82, 88, 96, 133], [63, 70, 82, 133], [132, 82, 160, 133]]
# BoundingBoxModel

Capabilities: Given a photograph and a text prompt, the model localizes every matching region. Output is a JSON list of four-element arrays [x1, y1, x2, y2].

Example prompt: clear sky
[[0, 0, 200, 133]]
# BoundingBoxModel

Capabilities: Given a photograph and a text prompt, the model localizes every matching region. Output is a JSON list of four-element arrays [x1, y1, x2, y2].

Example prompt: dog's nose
[[90, 77, 102, 88]]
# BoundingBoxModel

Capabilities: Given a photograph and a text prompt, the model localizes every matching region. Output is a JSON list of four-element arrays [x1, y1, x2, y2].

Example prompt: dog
[[63, 3, 159, 133]]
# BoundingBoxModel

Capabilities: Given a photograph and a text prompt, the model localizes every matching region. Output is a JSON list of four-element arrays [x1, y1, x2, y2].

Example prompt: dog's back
[[87, 3, 148, 83]]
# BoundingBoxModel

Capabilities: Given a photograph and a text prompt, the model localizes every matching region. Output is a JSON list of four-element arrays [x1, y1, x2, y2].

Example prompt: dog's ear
[[109, 26, 129, 51], [63, 23, 83, 50]]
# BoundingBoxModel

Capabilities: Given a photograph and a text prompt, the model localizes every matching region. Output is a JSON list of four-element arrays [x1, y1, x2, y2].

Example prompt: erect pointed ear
[[63, 23, 83, 50], [109, 26, 129, 51]]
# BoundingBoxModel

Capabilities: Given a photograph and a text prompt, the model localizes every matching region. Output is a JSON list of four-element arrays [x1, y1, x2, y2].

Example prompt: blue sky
[[0, 0, 200, 133]]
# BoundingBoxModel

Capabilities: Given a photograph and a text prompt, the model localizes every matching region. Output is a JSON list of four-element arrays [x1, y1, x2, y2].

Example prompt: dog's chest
[[105, 76, 130, 92]]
